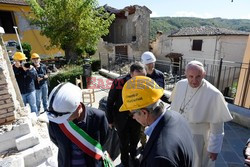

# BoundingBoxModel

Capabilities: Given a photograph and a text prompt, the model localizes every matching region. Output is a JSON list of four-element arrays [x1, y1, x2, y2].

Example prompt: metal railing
[[99, 53, 250, 108]]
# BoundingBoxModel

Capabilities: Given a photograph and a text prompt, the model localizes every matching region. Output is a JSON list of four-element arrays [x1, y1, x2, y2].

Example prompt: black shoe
[[40, 109, 48, 115]]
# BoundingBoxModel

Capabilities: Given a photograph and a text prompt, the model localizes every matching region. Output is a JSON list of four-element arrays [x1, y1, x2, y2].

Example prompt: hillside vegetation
[[150, 17, 250, 39]]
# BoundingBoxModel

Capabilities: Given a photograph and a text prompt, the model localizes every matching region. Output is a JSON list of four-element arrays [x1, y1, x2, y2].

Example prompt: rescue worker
[[119, 76, 194, 167], [141, 51, 165, 89], [140, 51, 168, 147], [31, 53, 49, 114], [12, 52, 38, 115], [106, 62, 146, 167]]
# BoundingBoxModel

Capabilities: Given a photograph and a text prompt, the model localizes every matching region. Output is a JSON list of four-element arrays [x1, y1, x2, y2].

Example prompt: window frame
[[192, 39, 203, 51], [0, 10, 17, 34]]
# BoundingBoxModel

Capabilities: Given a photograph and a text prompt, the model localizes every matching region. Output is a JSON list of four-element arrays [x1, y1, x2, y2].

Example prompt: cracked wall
[[96, 5, 151, 66]]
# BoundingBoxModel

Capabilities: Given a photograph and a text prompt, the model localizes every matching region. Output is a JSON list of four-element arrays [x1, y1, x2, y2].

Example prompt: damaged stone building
[[96, 5, 152, 68]]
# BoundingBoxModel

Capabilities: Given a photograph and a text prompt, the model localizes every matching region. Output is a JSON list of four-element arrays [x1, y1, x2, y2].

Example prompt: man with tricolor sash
[[47, 82, 112, 167]]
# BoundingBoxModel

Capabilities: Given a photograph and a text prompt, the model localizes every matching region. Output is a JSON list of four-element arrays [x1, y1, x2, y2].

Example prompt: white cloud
[[223, 14, 250, 19], [150, 11, 160, 18], [172, 11, 214, 18], [239, 14, 250, 19]]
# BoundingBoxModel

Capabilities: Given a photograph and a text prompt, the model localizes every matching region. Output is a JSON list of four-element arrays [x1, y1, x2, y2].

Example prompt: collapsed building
[[96, 5, 152, 68]]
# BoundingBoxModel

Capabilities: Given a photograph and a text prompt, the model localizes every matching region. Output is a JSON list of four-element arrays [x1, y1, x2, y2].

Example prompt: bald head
[[185, 61, 206, 88]]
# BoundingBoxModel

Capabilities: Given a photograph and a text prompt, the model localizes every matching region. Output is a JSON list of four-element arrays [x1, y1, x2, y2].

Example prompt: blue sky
[[98, 0, 250, 19]]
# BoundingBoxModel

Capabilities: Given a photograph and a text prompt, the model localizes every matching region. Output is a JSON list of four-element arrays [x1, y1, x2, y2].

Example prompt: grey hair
[[130, 61, 146, 73], [185, 60, 205, 73], [144, 99, 164, 117]]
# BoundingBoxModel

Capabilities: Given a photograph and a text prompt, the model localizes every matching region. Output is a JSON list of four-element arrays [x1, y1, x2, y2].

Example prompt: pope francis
[[170, 60, 233, 167]]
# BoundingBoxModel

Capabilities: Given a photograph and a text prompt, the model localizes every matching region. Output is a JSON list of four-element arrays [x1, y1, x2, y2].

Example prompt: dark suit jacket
[[106, 74, 135, 132], [48, 107, 109, 167], [147, 69, 165, 89], [141, 111, 194, 167], [12, 65, 37, 94]]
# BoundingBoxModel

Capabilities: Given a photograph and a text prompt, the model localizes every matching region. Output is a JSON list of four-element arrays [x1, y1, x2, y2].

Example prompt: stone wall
[[95, 5, 152, 67]]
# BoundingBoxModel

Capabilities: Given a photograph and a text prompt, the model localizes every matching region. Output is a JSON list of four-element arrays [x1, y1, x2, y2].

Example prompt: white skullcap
[[185, 60, 205, 72]]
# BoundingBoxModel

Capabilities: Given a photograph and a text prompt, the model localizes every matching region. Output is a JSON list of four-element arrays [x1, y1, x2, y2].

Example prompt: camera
[[24, 63, 31, 68]]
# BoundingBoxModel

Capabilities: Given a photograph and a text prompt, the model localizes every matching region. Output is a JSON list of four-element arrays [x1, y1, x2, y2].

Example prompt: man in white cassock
[[169, 60, 233, 167]]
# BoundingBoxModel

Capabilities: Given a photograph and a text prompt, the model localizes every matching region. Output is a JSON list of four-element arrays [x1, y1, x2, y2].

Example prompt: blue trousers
[[21, 90, 38, 115], [35, 83, 48, 113]]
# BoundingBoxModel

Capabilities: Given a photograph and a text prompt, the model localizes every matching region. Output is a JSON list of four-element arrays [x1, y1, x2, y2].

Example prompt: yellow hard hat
[[31, 53, 40, 59], [13, 52, 27, 61], [119, 76, 164, 112]]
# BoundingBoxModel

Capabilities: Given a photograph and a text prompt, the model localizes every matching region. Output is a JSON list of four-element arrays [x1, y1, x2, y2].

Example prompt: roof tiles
[[169, 26, 249, 37], [0, 0, 28, 6]]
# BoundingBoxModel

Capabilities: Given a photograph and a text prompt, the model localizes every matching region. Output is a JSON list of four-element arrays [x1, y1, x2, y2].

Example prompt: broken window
[[0, 11, 16, 34], [192, 40, 203, 51]]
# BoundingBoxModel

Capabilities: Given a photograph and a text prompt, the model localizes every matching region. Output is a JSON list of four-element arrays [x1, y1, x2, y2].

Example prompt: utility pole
[[13, 26, 23, 53]]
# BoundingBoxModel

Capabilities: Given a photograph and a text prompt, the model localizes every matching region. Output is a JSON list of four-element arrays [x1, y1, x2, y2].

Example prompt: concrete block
[[16, 133, 40, 151], [21, 142, 53, 167], [99, 69, 120, 79], [0, 139, 16, 153], [0, 156, 24, 167], [0, 122, 31, 142], [0, 122, 32, 153]]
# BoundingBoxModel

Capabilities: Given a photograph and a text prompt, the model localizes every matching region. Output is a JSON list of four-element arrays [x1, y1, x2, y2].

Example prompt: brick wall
[[0, 68, 15, 124], [0, 36, 18, 125]]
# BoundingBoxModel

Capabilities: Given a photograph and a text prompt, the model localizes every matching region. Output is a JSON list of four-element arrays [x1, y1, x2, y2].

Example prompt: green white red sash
[[59, 121, 113, 167]]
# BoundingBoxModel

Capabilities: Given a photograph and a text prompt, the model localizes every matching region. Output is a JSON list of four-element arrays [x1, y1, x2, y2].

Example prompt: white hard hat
[[141, 51, 156, 65], [47, 82, 83, 123]]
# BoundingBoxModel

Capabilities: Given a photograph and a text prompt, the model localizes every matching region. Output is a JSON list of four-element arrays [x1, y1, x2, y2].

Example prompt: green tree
[[16, 42, 32, 61], [26, 0, 115, 63]]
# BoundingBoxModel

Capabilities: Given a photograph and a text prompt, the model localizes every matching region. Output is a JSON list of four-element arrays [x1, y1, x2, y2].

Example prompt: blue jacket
[[147, 69, 165, 89], [48, 108, 109, 167], [13, 65, 37, 94], [140, 110, 194, 167], [33, 63, 49, 89]]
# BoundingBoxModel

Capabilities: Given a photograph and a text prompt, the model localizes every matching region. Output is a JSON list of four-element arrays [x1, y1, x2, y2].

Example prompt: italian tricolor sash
[[59, 121, 113, 167]]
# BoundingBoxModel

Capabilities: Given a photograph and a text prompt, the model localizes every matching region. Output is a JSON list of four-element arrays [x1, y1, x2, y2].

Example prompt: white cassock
[[169, 79, 233, 167]]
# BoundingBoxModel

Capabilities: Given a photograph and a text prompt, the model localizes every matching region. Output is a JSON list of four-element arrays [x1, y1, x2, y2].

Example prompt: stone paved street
[[216, 121, 250, 167]]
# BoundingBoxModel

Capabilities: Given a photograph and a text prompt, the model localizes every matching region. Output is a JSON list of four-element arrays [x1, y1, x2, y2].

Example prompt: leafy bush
[[48, 65, 86, 93], [85, 47, 96, 56], [16, 42, 32, 61]]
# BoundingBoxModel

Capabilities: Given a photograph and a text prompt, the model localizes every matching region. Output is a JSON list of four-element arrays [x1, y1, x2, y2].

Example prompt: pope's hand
[[208, 152, 218, 161]]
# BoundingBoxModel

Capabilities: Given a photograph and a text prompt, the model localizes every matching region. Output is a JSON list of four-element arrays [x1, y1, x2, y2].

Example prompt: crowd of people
[[11, 51, 249, 167]]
